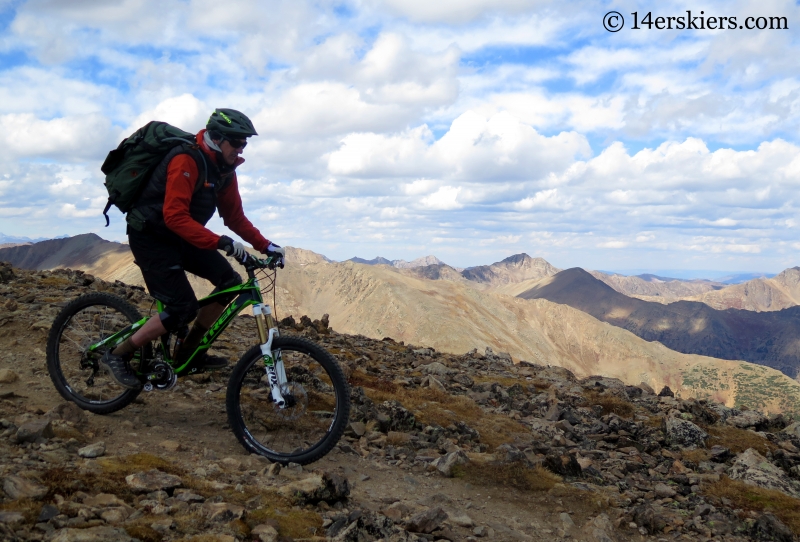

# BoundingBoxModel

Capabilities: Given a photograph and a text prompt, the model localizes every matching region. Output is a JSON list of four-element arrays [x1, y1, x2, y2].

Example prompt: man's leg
[[102, 230, 199, 388], [174, 242, 242, 367]]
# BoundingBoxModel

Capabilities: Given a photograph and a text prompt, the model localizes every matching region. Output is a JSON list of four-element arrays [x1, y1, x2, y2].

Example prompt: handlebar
[[224, 249, 284, 271]]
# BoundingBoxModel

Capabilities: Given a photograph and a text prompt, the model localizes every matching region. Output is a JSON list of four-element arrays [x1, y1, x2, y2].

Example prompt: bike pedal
[[143, 382, 154, 392]]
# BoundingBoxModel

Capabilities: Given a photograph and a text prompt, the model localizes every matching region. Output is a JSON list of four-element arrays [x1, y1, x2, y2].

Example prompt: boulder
[[632, 505, 668, 535], [664, 417, 707, 448], [252, 524, 279, 542], [582, 513, 616, 542], [781, 422, 800, 439], [277, 471, 350, 504], [729, 448, 800, 498], [430, 450, 469, 477], [202, 502, 245, 522], [78, 442, 106, 458], [406, 507, 448, 534], [658, 386, 674, 397], [421, 362, 453, 376], [16, 418, 55, 443], [751, 512, 794, 542], [125, 469, 182, 493], [654, 482, 677, 498], [0, 369, 18, 384], [2, 475, 48, 500], [376, 400, 416, 432], [726, 410, 768, 429]]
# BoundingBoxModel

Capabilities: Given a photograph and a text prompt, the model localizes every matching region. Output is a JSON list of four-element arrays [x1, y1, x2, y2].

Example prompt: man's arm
[[162, 154, 221, 250], [217, 176, 270, 252]]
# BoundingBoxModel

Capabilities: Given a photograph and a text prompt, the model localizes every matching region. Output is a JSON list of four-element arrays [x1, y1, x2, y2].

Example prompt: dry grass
[[454, 463, 561, 492], [363, 384, 529, 451], [472, 375, 524, 388], [0, 499, 40, 524], [583, 391, 635, 418], [124, 521, 163, 542], [704, 476, 800, 535], [705, 425, 777, 455], [41, 453, 197, 504], [680, 448, 711, 464], [51, 424, 87, 442], [248, 506, 323, 538], [39, 276, 71, 287], [386, 431, 411, 446], [349, 369, 398, 393]]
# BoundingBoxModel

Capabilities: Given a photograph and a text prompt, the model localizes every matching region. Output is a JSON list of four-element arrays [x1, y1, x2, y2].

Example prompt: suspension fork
[[252, 303, 286, 408]]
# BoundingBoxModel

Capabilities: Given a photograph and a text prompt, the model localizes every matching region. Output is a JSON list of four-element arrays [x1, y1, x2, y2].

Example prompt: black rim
[[54, 302, 136, 405], [235, 345, 340, 460]]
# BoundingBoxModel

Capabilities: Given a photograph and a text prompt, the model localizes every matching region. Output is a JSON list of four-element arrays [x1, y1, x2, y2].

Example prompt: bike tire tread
[[226, 335, 351, 465], [46, 292, 144, 414]]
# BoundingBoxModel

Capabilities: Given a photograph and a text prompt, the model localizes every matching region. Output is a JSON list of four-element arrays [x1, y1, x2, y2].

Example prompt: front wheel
[[226, 336, 350, 465]]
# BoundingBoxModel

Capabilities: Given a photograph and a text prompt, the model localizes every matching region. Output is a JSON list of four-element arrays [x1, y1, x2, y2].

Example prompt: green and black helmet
[[206, 108, 258, 138]]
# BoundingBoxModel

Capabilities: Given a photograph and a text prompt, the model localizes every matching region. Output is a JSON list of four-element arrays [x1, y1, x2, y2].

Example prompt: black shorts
[[128, 227, 240, 324]]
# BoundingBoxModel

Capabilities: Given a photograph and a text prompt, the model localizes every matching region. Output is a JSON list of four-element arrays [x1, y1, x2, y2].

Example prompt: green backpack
[[100, 121, 200, 226]]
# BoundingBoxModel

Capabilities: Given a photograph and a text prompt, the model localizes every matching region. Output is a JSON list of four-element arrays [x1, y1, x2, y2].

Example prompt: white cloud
[[420, 186, 462, 210], [1, 0, 800, 271], [0, 113, 116, 161], [127, 94, 209, 135]]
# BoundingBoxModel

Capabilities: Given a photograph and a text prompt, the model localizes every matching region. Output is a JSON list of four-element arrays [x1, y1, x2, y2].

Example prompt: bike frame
[[85, 255, 288, 404]]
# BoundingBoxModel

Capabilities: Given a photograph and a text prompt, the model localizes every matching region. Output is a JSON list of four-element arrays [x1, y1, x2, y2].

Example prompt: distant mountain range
[[0, 232, 68, 245], [3, 234, 800, 415], [519, 268, 800, 378], [347, 255, 458, 270]]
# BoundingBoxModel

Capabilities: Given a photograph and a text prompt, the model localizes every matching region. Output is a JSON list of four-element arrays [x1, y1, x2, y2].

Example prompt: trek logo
[[201, 303, 237, 345]]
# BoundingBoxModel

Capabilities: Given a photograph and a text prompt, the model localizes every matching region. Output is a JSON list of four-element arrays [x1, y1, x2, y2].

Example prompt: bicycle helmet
[[206, 108, 258, 138]]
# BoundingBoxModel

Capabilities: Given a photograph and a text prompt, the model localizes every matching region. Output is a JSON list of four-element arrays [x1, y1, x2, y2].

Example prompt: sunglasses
[[223, 137, 247, 150]]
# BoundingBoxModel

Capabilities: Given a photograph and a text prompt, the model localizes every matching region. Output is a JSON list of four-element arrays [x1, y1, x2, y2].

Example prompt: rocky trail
[[0, 263, 799, 541]]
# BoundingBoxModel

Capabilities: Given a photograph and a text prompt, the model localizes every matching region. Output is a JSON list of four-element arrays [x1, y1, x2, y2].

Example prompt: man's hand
[[266, 242, 285, 257], [218, 235, 247, 260], [264, 242, 285, 268]]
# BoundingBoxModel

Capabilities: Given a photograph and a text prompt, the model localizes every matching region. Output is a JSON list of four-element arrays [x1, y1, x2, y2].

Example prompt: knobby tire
[[226, 336, 350, 465], [46, 292, 145, 414]]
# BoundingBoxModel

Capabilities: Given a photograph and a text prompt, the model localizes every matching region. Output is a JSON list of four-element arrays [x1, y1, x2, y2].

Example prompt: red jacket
[[162, 130, 269, 252]]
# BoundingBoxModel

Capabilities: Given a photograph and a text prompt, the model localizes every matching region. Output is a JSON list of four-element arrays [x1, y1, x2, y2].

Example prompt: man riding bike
[[100, 108, 284, 389]]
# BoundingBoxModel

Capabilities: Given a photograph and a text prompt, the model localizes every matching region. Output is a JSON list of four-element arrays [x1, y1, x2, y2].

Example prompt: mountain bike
[[45, 252, 350, 465]]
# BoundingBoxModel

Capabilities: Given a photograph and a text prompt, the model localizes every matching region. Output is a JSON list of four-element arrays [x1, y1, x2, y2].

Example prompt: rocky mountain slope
[[682, 267, 800, 311], [347, 256, 448, 269], [0, 264, 800, 541], [519, 268, 800, 379], [589, 272, 724, 304], [4, 238, 800, 416]]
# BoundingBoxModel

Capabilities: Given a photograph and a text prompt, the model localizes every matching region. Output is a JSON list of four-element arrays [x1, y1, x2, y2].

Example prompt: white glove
[[267, 243, 285, 256], [230, 241, 246, 260]]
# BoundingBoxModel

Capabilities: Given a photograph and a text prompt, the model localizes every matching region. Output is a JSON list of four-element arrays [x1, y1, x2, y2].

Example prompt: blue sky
[[1, 0, 799, 274]]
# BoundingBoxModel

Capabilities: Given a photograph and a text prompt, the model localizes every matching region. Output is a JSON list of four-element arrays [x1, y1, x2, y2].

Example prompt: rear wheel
[[226, 336, 350, 465], [46, 292, 148, 414]]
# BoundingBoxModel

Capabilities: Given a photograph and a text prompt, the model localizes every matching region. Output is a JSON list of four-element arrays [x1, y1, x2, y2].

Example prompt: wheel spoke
[[229, 338, 350, 464], [48, 293, 145, 412]]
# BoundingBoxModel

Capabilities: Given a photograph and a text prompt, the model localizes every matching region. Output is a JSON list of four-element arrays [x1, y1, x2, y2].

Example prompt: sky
[[1, 0, 800, 274]]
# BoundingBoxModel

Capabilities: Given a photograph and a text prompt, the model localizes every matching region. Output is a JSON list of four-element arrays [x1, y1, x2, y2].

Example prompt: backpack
[[100, 121, 200, 226]]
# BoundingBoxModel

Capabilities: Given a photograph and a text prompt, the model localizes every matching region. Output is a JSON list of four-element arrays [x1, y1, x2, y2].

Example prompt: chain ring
[[150, 361, 177, 391]]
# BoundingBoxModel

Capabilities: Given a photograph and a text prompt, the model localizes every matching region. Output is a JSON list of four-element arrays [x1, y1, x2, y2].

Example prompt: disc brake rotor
[[273, 382, 307, 421]]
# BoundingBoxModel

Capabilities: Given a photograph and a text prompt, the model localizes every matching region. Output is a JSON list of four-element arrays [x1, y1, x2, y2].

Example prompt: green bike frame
[[85, 258, 281, 379]]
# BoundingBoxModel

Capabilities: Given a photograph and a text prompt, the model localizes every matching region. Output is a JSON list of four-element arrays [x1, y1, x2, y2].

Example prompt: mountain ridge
[[519, 267, 800, 378]]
